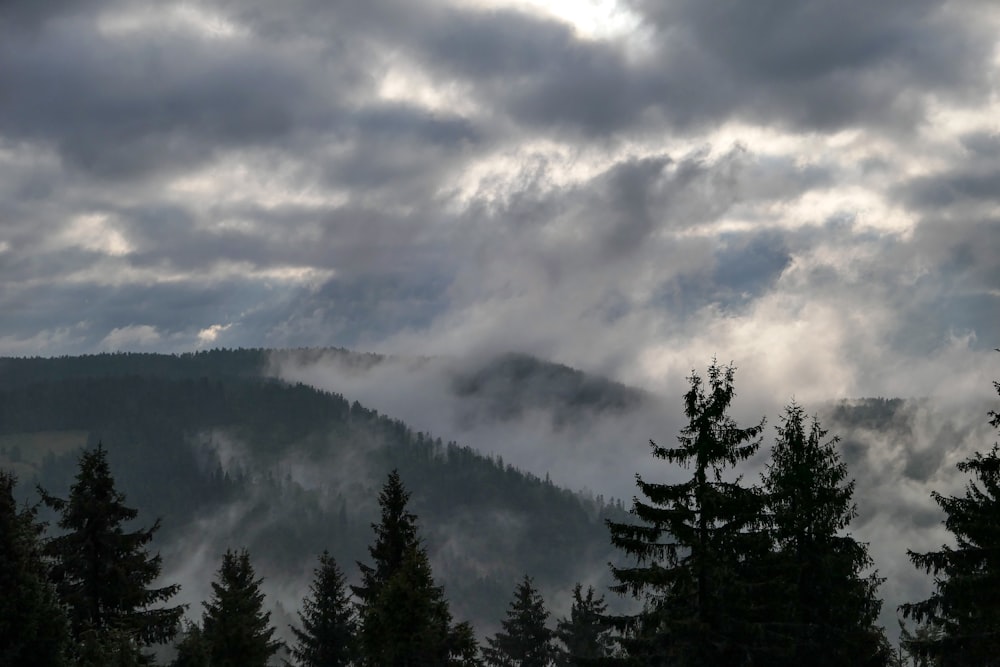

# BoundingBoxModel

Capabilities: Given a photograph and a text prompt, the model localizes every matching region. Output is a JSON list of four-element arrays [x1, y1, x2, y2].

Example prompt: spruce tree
[[762, 403, 889, 666], [362, 544, 454, 665], [554, 583, 614, 666], [0, 470, 71, 667], [39, 444, 183, 659], [201, 548, 282, 667], [606, 360, 766, 665], [900, 379, 1000, 665], [354, 469, 477, 666], [353, 469, 418, 609], [289, 550, 357, 667], [483, 574, 557, 667]]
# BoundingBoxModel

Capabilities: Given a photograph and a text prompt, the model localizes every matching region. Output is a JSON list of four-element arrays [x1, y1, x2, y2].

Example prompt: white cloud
[[197, 323, 233, 346], [100, 324, 162, 350]]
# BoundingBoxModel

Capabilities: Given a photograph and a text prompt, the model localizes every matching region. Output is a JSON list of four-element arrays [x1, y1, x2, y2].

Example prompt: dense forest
[[2, 350, 999, 665]]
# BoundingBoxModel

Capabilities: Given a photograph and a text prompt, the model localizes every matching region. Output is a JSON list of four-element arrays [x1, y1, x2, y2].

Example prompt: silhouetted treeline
[[2, 351, 1000, 665]]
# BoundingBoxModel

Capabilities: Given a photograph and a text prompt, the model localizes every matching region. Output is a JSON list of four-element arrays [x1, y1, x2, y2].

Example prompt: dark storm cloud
[[625, 0, 991, 131], [416, 7, 651, 135], [0, 0, 111, 33], [0, 24, 325, 180], [0, 0, 483, 188], [897, 131, 1000, 211]]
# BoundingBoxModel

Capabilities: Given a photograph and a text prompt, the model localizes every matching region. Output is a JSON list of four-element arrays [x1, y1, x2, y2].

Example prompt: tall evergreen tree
[[0, 470, 71, 667], [352, 469, 418, 610], [362, 544, 455, 665], [354, 469, 478, 666], [762, 403, 889, 666], [39, 444, 182, 660], [289, 550, 357, 667], [484, 575, 557, 667], [201, 548, 282, 667], [901, 378, 1000, 665], [554, 583, 614, 666], [607, 360, 766, 666]]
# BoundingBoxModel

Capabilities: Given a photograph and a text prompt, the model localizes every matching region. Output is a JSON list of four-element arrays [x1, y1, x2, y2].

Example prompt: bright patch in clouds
[[97, 4, 247, 39], [198, 323, 232, 345], [62, 214, 133, 257], [464, 0, 643, 41], [101, 325, 162, 350]]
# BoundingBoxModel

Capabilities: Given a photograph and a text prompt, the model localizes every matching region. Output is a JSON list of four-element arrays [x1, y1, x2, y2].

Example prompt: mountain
[[0, 349, 626, 636]]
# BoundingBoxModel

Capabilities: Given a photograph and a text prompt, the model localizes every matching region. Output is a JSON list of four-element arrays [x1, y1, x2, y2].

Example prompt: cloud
[[4, 0, 1000, 641], [101, 324, 163, 350], [624, 0, 995, 132]]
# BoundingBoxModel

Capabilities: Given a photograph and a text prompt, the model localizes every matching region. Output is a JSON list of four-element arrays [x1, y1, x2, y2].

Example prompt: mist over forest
[[3, 347, 998, 665], [4, 0, 1000, 664]]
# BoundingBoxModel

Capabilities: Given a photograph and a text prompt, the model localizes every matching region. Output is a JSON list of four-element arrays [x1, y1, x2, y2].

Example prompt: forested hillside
[[3, 350, 1000, 666], [0, 350, 624, 639]]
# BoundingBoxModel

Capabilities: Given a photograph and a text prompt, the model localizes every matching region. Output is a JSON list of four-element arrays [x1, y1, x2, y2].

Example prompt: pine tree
[[554, 584, 614, 666], [289, 550, 357, 667], [201, 548, 282, 667], [354, 469, 477, 666], [484, 575, 557, 667], [762, 403, 889, 666], [39, 444, 183, 660], [0, 470, 71, 667], [900, 378, 1000, 665], [606, 360, 766, 666]]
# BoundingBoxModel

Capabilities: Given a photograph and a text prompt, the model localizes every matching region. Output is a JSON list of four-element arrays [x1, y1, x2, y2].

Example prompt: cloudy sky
[[6, 0, 1000, 638], [3, 0, 1000, 402]]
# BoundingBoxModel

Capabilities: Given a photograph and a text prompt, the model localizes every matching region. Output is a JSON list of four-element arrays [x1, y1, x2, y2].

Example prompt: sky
[[4, 0, 1000, 641], [1, 0, 998, 401]]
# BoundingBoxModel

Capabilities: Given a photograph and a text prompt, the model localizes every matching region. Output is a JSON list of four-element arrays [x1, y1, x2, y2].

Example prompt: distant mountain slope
[[448, 352, 648, 426], [0, 350, 623, 634]]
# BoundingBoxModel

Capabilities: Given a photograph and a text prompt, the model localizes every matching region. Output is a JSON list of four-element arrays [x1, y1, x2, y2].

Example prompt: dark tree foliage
[[763, 403, 890, 666], [201, 548, 282, 667], [449, 620, 483, 667], [483, 574, 557, 667], [353, 469, 419, 610], [289, 550, 357, 667], [0, 471, 71, 667], [901, 378, 1000, 666], [39, 444, 182, 659], [75, 627, 151, 667], [554, 583, 614, 666], [170, 621, 211, 667], [607, 360, 766, 666], [898, 621, 943, 667], [362, 545, 457, 665], [354, 470, 477, 666]]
